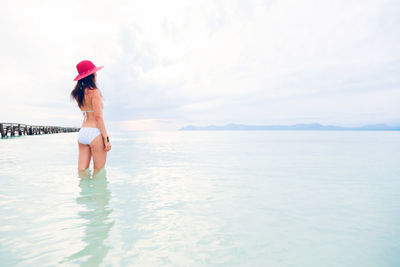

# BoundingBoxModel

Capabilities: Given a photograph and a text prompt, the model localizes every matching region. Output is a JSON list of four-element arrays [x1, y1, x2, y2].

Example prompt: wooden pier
[[0, 123, 80, 138]]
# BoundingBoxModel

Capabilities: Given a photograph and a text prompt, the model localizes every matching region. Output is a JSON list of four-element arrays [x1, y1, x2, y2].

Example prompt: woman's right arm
[[91, 89, 109, 143]]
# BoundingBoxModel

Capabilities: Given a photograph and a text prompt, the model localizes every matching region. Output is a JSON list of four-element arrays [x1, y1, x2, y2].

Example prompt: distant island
[[179, 123, 400, 131]]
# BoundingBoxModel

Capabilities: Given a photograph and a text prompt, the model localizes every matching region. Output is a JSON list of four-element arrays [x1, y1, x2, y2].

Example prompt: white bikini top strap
[[82, 110, 94, 121]]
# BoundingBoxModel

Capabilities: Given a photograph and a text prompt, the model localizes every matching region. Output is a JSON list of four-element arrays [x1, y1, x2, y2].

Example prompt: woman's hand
[[103, 136, 112, 152], [104, 142, 112, 152]]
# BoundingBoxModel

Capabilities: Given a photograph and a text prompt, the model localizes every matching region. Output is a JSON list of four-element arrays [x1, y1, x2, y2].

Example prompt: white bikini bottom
[[77, 127, 101, 145]]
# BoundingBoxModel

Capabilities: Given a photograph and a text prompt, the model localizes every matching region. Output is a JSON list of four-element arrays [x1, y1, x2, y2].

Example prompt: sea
[[0, 130, 399, 266]]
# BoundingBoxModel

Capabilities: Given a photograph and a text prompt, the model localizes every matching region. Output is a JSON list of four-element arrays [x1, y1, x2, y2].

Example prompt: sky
[[0, 0, 399, 130]]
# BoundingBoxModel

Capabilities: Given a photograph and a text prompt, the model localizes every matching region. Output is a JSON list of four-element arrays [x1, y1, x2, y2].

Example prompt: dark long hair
[[70, 74, 98, 107]]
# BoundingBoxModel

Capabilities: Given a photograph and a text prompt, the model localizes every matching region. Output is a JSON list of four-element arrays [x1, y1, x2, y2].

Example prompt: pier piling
[[0, 124, 4, 138]]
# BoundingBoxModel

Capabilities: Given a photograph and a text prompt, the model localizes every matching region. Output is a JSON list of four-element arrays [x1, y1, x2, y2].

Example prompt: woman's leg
[[89, 134, 107, 172], [78, 141, 92, 171]]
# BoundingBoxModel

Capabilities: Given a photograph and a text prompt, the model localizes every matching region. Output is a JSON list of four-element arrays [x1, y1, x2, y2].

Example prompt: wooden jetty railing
[[0, 123, 80, 138]]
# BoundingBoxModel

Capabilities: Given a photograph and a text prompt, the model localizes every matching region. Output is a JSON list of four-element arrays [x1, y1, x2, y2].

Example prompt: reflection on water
[[62, 168, 114, 266]]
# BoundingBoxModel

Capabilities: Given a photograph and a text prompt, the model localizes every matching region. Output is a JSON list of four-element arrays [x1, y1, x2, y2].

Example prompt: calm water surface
[[0, 131, 399, 266]]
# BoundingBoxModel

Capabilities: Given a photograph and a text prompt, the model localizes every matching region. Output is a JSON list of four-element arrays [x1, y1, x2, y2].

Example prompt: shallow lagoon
[[0, 131, 399, 266]]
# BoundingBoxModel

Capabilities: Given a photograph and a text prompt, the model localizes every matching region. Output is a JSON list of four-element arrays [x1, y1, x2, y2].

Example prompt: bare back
[[78, 88, 104, 128]]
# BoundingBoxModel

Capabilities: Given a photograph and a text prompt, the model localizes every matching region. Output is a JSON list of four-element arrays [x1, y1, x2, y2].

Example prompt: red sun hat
[[73, 60, 104, 81]]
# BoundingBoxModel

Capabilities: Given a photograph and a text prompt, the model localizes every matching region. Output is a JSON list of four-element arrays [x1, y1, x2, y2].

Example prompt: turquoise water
[[0, 131, 399, 266]]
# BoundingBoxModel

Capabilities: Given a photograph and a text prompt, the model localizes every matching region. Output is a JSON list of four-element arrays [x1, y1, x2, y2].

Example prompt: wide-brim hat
[[73, 60, 104, 81]]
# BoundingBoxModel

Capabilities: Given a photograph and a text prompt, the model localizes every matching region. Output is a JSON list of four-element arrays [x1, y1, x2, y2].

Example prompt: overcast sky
[[1, 0, 399, 130]]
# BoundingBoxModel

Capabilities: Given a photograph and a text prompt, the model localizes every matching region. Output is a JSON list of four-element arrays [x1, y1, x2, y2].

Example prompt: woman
[[71, 60, 111, 174]]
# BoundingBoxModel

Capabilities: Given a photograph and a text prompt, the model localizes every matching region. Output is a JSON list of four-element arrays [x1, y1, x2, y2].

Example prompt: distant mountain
[[179, 123, 400, 131]]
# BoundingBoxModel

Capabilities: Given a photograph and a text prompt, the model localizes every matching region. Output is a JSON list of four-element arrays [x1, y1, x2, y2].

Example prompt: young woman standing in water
[[71, 60, 111, 175]]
